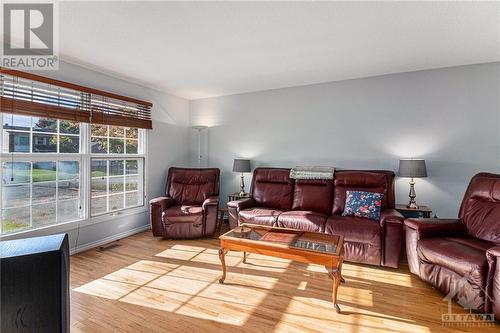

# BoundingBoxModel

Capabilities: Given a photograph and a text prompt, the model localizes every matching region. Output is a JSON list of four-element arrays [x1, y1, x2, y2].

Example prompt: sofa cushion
[[325, 215, 382, 247], [291, 179, 333, 215], [251, 168, 294, 210], [417, 237, 491, 288], [163, 205, 203, 224], [239, 208, 282, 226], [332, 171, 392, 215], [342, 190, 383, 221], [277, 211, 327, 232]]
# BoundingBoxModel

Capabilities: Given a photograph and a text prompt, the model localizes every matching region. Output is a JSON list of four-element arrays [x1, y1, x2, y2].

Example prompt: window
[[0, 69, 151, 235], [0, 116, 146, 234]]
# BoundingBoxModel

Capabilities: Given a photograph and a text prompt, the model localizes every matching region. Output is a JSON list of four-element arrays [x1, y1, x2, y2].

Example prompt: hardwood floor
[[71, 231, 498, 333]]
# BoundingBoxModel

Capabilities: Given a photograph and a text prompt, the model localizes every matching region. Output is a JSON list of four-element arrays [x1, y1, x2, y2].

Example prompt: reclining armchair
[[150, 167, 220, 239], [405, 173, 500, 318]]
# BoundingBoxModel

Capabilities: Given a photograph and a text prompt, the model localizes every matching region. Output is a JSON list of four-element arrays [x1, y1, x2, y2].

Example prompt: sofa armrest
[[380, 209, 404, 227], [202, 196, 219, 210], [149, 197, 175, 237], [228, 198, 256, 229], [486, 246, 500, 317], [404, 218, 465, 240], [380, 209, 404, 268], [201, 196, 219, 236], [227, 197, 256, 211], [404, 218, 465, 276], [150, 196, 175, 210]]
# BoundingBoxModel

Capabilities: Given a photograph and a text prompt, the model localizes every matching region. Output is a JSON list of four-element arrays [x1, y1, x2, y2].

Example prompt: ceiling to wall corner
[[54, 1, 500, 99]]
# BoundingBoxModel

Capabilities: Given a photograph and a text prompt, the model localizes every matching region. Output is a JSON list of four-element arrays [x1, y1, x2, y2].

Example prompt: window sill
[[0, 205, 148, 241]]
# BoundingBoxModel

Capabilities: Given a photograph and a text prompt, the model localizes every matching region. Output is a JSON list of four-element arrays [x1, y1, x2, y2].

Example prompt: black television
[[1, 233, 69, 333]]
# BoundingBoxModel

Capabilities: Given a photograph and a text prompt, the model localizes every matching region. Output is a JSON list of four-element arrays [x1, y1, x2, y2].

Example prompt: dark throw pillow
[[342, 190, 383, 221]]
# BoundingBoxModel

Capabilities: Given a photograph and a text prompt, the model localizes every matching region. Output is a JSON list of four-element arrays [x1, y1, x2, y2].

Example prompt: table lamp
[[398, 159, 427, 209], [233, 159, 251, 196]]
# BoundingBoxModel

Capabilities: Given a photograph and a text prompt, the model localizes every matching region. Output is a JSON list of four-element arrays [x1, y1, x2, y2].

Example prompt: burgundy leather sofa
[[150, 167, 220, 239], [405, 173, 500, 318], [228, 167, 405, 268]]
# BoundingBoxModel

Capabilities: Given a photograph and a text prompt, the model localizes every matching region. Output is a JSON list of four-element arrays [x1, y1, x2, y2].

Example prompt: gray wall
[[1, 61, 191, 252], [190, 63, 500, 217]]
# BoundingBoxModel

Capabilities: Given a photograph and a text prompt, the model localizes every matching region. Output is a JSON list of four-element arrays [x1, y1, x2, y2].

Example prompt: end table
[[228, 192, 250, 202], [215, 207, 228, 237], [396, 204, 432, 218]]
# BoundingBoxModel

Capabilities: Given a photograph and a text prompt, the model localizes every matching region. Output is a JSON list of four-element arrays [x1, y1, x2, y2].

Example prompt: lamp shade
[[398, 159, 427, 178], [233, 159, 251, 173]]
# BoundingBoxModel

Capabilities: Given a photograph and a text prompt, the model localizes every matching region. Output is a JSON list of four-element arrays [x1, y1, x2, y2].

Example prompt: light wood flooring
[[70, 231, 499, 333]]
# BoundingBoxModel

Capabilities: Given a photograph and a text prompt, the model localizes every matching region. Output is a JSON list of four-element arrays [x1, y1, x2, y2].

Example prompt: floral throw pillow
[[342, 190, 384, 221]]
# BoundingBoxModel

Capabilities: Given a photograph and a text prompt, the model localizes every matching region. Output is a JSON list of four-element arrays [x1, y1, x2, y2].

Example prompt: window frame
[[0, 115, 148, 236]]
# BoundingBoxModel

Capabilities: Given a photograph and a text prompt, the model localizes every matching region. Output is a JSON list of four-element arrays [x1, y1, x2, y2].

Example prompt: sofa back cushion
[[166, 167, 220, 205], [292, 179, 333, 214], [251, 168, 294, 210], [459, 172, 500, 245], [332, 170, 395, 215]]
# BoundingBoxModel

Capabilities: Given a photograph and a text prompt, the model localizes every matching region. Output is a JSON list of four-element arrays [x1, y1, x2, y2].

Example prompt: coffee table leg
[[243, 251, 247, 263], [338, 260, 345, 284], [332, 270, 341, 313], [325, 266, 345, 284], [218, 248, 228, 283], [327, 261, 342, 313]]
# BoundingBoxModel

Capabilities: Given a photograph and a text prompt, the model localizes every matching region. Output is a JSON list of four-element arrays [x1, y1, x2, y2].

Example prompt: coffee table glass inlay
[[218, 224, 345, 312]]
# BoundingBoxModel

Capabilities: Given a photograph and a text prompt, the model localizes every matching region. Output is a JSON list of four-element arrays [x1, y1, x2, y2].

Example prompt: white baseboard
[[70, 224, 151, 255]]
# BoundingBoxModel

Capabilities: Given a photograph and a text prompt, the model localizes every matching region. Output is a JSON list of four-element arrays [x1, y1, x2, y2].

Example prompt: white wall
[[1, 61, 191, 252], [190, 63, 500, 218]]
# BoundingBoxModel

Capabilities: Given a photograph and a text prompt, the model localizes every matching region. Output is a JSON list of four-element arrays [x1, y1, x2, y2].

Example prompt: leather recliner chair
[[150, 167, 220, 239], [228, 168, 405, 268], [405, 172, 500, 318]]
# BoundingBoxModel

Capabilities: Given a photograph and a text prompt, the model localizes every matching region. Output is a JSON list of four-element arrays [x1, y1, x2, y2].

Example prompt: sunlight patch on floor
[[74, 256, 279, 325], [191, 249, 242, 266], [102, 268, 160, 286], [166, 265, 223, 282], [277, 295, 431, 333], [126, 260, 179, 275], [74, 278, 139, 300], [155, 247, 203, 261], [345, 263, 413, 287], [297, 281, 308, 290], [121, 286, 193, 312]]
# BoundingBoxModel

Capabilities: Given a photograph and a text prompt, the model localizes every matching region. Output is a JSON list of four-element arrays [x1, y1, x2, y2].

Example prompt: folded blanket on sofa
[[289, 166, 335, 180]]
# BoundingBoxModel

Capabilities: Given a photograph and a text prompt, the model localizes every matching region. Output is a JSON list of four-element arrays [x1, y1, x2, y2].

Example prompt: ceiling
[[53, 1, 500, 99]]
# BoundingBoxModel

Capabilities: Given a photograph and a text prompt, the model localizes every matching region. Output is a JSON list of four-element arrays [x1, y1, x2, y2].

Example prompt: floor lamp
[[192, 126, 208, 167]]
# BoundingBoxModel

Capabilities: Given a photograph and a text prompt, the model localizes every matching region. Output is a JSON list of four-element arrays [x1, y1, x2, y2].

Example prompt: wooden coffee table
[[218, 224, 345, 313]]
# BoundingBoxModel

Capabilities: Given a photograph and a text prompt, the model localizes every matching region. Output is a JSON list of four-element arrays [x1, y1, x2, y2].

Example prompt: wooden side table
[[228, 192, 250, 202], [396, 204, 432, 218], [215, 208, 228, 237]]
